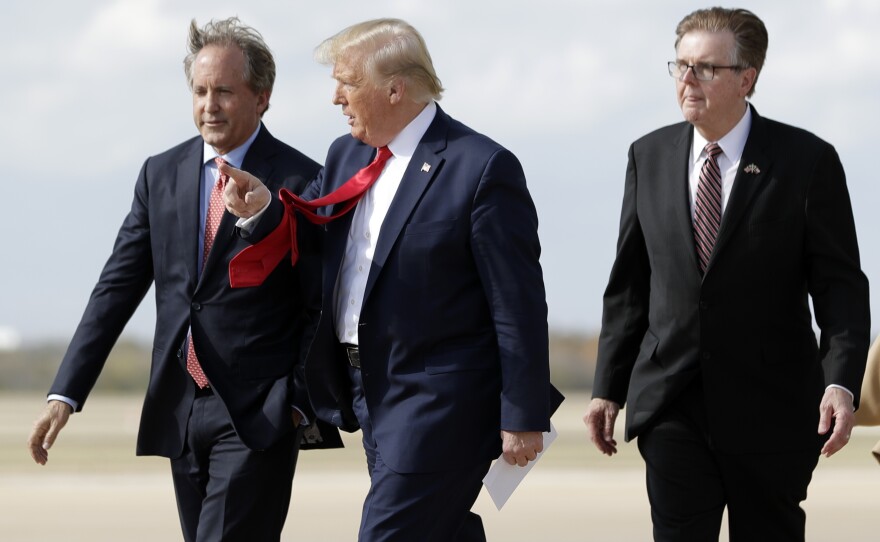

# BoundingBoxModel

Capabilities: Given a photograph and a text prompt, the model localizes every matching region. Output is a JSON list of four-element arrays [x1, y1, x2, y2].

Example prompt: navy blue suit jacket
[[49, 126, 327, 457], [301, 106, 562, 473]]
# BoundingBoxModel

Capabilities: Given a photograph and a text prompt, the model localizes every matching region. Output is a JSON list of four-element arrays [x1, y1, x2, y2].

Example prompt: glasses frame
[[667, 61, 744, 81]]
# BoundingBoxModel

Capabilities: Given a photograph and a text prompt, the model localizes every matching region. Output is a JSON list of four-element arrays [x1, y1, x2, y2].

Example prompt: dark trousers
[[170, 389, 301, 542], [349, 366, 490, 542], [637, 379, 820, 542]]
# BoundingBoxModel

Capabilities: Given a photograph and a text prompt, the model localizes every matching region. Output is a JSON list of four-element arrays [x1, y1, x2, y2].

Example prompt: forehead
[[192, 45, 246, 81], [676, 30, 735, 61], [332, 49, 372, 80]]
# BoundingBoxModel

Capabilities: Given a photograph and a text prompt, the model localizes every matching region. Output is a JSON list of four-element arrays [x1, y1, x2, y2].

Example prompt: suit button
[[191, 302, 201, 311], [176, 349, 183, 359], [701, 351, 711, 360]]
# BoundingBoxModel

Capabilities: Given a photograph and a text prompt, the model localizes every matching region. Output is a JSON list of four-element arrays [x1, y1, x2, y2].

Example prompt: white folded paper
[[482, 422, 558, 510]]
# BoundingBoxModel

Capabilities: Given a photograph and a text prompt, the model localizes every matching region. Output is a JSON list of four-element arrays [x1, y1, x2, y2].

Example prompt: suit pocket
[[424, 347, 497, 375], [637, 330, 661, 366], [404, 219, 458, 235], [761, 334, 818, 366]]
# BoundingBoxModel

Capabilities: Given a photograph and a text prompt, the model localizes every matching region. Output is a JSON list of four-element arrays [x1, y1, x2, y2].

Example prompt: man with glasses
[[584, 7, 869, 541]]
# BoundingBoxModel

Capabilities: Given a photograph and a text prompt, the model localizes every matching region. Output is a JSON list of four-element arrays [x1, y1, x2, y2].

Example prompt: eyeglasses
[[667, 61, 743, 81]]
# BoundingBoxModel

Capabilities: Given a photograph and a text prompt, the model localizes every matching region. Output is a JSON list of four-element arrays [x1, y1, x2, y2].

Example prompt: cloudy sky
[[2, 0, 878, 345]]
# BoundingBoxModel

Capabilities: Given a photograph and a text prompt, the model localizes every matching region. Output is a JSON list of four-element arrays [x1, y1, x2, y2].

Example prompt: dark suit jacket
[[49, 125, 329, 457], [593, 106, 870, 454], [299, 105, 561, 473]]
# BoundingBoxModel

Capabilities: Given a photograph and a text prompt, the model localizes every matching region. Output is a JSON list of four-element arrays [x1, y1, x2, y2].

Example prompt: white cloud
[[69, 0, 179, 72]]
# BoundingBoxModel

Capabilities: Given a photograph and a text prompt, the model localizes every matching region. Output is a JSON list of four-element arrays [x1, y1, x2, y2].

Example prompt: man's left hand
[[818, 387, 856, 457], [501, 430, 543, 467]]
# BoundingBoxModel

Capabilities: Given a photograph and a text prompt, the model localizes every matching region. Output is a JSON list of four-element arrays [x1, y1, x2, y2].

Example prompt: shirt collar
[[387, 101, 437, 159], [202, 124, 262, 169], [691, 105, 752, 165]]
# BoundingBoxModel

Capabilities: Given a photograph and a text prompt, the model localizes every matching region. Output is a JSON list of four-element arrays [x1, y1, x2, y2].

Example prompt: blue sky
[[2, 0, 878, 345]]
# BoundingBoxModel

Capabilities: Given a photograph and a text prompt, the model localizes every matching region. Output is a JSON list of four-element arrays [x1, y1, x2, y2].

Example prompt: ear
[[388, 77, 406, 105], [739, 67, 757, 98], [256, 90, 271, 115]]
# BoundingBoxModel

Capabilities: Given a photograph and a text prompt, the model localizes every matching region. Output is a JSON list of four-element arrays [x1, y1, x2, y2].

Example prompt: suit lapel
[[362, 110, 449, 303], [670, 124, 699, 273], [706, 107, 769, 274], [176, 140, 203, 291]]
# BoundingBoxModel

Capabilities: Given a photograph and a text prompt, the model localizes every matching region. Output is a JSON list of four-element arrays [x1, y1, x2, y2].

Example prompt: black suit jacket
[[49, 125, 329, 456], [593, 106, 870, 453], [298, 106, 562, 473]]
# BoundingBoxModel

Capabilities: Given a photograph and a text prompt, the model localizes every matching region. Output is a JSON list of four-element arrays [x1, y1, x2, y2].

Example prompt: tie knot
[[376, 146, 392, 163], [213, 156, 229, 187], [704, 142, 722, 158]]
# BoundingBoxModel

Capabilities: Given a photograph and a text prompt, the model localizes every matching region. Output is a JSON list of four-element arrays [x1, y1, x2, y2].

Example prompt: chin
[[681, 109, 702, 125]]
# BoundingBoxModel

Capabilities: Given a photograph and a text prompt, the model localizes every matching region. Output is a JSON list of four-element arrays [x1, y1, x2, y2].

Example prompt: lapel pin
[[743, 163, 761, 174], [421, 162, 431, 173]]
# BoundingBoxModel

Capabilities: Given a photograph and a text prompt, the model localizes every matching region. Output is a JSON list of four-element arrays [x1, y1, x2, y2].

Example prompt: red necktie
[[228, 146, 393, 288], [186, 159, 228, 388], [693, 142, 723, 274]]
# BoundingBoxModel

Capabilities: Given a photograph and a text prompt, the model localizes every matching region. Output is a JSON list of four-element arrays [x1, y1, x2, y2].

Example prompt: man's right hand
[[28, 400, 72, 465], [220, 161, 271, 219], [583, 398, 621, 456]]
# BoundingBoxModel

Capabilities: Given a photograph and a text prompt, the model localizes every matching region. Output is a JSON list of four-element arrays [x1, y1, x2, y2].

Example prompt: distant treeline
[[1, 332, 598, 392]]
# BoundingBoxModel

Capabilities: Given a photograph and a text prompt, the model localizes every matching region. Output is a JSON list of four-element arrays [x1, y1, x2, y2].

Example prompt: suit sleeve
[[591, 143, 651, 406], [49, 159, 156, 410], [804, 144, 871, 403], [469, 149, 554, 432]]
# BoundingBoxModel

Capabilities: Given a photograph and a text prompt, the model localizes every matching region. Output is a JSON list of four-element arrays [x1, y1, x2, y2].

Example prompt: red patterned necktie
[[228, 146, 393, 288], [693, 142, 723, 274], [186, 159, 228, 388]]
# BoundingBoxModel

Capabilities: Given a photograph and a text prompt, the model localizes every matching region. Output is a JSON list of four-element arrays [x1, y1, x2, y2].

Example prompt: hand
[[220, 161, 271, 219], [818, 387, 856, 457], [27, 400, 72, 465], [291, 409, 303, 428], [500, 430, 543, 467], [583, 398, 620, 456]]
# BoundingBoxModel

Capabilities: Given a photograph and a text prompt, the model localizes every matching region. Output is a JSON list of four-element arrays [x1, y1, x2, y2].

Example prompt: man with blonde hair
[[28, 17, 327, 541], [584, 7, 870, 541], [223, 18, 562, 542]]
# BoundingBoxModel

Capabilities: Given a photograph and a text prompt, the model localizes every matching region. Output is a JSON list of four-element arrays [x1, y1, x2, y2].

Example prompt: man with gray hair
[[223, 18, 562, 542], [584, 7, 869, 541], [27, 17, 328, 541]]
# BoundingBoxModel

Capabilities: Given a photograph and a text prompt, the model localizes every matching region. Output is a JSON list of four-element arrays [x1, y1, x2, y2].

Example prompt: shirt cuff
[[235, 196, 272, 236], [47, 394, 78, 412], [826, 384, 854, 402], [292, 405, 310, 427]]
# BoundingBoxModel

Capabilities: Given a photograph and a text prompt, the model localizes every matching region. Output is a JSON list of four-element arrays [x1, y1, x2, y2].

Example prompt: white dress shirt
[[687, 106, 751, 220], [334, 101, 437, 344]]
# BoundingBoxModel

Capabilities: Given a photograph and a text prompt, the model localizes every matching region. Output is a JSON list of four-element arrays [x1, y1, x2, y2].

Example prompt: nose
[[680, 66, 699, 84], [204, 90, 220, 112], [332, 83, 345, 106]]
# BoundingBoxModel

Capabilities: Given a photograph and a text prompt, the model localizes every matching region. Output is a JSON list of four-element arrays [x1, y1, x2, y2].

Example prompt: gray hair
[[184, 17, 276, 110], [675, 7, 768, 97], [315, 18, 444, 103]]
